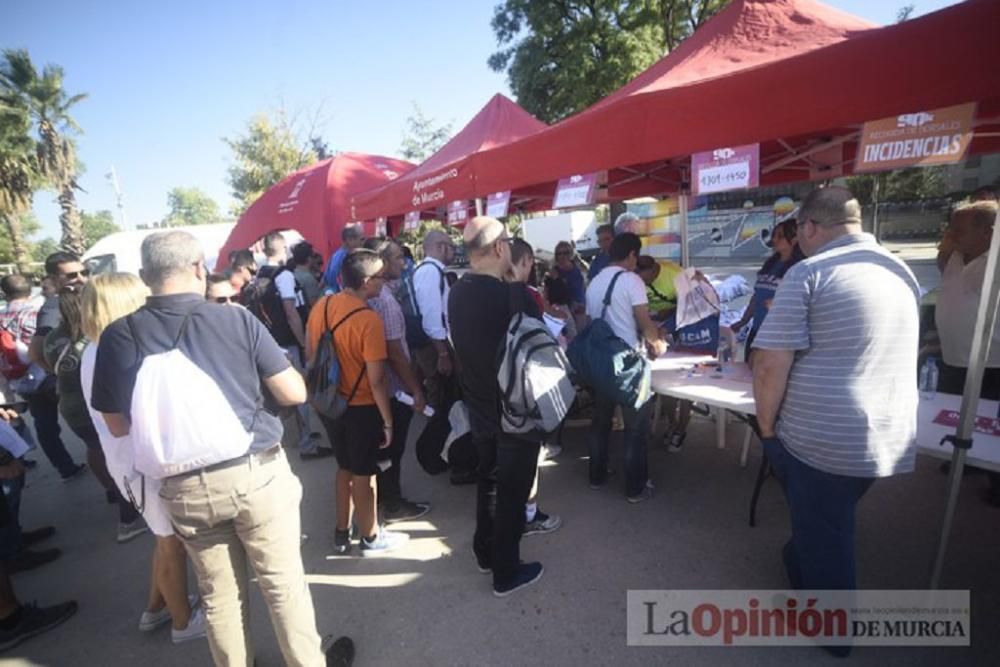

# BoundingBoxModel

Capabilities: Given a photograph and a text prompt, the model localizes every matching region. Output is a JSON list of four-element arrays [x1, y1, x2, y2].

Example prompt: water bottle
[[717, 338, 732, 369], [919, 357, 939, 400]]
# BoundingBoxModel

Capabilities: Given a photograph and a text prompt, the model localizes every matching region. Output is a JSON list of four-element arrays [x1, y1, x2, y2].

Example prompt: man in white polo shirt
[[935, 200, 1000, 506], [753, 187, 921, 658], [584, 232, 666, 503], [936, 201, 1000, 398]]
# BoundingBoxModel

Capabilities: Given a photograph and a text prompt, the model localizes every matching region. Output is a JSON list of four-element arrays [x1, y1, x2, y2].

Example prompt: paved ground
[[4, 402, 999, 666]]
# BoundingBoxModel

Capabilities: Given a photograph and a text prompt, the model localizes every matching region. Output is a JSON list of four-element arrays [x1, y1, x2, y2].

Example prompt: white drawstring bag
[[127, 313, 252, 479], [673, 267, 722, 330]]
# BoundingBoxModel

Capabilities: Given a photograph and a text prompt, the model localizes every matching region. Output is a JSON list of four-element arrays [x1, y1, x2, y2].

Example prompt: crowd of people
[[0, 185, 996, 663]]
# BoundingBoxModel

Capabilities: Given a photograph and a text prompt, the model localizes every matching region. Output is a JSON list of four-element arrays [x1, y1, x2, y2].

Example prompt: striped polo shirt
[[753, 233, 921, 478]]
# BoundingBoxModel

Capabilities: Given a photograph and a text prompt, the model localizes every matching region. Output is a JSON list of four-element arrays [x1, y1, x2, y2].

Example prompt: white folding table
[[648, 352, 1000, 527]]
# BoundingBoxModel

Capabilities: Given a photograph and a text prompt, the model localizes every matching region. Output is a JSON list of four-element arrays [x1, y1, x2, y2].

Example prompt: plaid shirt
[[0, 296, 43, 346], [368, 283, 408, 396]]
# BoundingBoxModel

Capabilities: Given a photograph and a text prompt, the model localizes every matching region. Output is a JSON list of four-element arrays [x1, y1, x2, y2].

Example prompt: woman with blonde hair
[[44, 285, 146, 542], [79, 273, 205, 643]]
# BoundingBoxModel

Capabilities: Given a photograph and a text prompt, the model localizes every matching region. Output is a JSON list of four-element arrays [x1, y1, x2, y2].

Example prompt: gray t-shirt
[[91, 294, 290, 456], [753, 233, 921, 478]]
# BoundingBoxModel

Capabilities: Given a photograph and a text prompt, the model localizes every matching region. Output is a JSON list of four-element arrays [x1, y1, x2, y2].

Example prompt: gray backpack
[[497, 306, 576, 437]]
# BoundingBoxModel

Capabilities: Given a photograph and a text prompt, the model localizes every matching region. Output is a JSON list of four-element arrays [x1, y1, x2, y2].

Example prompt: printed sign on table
[[404, 211, 420, 231], [486, 191, 511, 218], [553, 173, 597, 209], [447, 200, 468, 226], [692, 144, 760, 195], [932, 409, 1000, 438], [855, 103, 976, 172]]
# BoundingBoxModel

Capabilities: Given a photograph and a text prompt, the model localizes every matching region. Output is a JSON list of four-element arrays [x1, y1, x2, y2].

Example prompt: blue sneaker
[[493, 562, 544, 598]]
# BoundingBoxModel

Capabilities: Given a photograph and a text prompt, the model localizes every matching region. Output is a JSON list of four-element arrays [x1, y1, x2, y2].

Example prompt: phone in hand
[[0, 402, 29, 415]]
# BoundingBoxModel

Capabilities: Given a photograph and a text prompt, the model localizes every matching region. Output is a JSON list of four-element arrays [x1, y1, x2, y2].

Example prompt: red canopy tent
[[471, 0, 1000, 202], [350, 93, 547, 224], [215, 152, 414, 270]]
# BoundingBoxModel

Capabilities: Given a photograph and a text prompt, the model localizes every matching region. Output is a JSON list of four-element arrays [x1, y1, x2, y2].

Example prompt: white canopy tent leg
[[929, 210, 1000, 589], [679, 194, 690, 268]]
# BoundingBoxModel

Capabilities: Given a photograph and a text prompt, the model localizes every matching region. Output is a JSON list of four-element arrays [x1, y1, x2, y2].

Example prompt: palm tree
[[1, 49, 88, 255], [0, 96, 36, 273]]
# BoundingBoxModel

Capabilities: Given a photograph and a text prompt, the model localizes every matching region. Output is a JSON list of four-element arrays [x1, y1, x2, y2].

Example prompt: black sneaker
[[0, 600, 78, 653], [493, 562, 543, 598], [21, 526, 55, 549], [383, 500, 430, 523], [59, 463, 87, 483], [667, 431, 686, 453], [5, 548, 61, 574], [332, 529, 351, 556], [322, 634, 355, 667], [474, 550, 491, 574], [523, 510, 562, 536]]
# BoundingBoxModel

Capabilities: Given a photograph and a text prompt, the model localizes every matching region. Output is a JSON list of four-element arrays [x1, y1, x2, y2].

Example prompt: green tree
[[399, 103, 453, 162], [164, 187, 222, 227], [310, 135, 334, 160], [488, 1, 728, 123], [223, 110, 317, 216], [0, 212, 40, 267], [0, 49, 88, 255], [30, 236, 59, 263], [847, 167, 950, 206], [80, 209, 121, 249], [0, 91, 38, 273]]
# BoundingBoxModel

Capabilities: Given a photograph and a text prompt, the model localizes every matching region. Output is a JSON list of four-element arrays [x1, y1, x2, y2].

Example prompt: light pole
[[104, 166, 129, 231]]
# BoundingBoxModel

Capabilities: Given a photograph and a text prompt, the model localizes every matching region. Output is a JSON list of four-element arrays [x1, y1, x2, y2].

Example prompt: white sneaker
[[360, 529, 409, 556], [171, 605, 208, 644], [138, 593, 199, 632], [544, 444, 562, 460]]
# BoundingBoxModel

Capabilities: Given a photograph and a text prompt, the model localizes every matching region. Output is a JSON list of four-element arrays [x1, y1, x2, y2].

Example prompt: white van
[[521, 211, 598, 257], [82, 225, 306, 276], [83, 223, 237, 276]]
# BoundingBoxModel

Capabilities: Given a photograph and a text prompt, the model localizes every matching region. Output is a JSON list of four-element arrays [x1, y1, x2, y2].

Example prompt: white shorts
[[123, 475, 174, 537]]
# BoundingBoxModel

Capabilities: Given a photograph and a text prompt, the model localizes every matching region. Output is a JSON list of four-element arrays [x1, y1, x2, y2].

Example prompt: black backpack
[[399, 261, 446, 350], [245, 265, 307, 348]]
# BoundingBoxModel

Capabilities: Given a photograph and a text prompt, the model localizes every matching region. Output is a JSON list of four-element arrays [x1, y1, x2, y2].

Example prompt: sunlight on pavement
[[306, 573, 422, 588], [322, 536, 452, 562]]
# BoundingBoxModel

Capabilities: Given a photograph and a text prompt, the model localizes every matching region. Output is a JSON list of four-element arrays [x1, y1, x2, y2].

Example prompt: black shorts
[[325, 405, 384, 476]]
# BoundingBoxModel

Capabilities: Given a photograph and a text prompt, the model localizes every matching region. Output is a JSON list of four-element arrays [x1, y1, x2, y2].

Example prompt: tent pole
[[680, 194, 690, 267], [475, 198, 484, 216], [929, 210, 1000, 589]]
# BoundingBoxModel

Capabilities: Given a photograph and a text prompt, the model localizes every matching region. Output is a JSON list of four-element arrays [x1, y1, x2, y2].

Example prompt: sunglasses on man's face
[[213, 295, 240, 304], [61, 268, 90, 281]]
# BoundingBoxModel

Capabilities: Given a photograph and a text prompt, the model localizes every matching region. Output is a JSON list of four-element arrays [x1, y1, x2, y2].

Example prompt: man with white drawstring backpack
[[90, 231, 355, 667]]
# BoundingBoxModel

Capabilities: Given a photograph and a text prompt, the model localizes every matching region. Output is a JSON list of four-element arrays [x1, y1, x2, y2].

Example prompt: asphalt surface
[[4, 401, 999, 666]]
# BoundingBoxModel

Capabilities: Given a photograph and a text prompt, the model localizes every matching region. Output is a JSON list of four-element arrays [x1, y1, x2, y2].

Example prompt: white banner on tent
[[553, 173, 598, 209], [486, 191, 511, 218]]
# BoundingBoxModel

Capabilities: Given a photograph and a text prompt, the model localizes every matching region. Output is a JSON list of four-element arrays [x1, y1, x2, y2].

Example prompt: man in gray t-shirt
[[752, 187, 920, 634]]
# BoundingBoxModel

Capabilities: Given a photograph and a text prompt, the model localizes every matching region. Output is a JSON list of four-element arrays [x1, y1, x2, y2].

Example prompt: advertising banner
[[486, 191, 511, 218], [447, 200, 468, 226], [692, 144, 760, 195], [553, 173, 598, 209], [403, 211, 421, 231], [854, 103, 976, 172]]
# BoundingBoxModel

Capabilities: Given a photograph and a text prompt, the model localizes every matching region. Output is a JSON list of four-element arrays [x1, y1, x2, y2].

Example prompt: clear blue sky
[[3, 0, 960, 241]]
